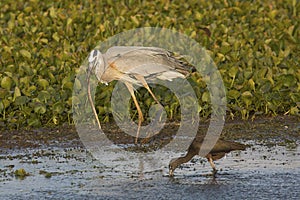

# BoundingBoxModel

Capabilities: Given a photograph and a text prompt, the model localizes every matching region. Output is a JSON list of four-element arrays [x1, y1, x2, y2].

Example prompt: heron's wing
[[104, 46, 146, 59], [104, 46, 193, 78]]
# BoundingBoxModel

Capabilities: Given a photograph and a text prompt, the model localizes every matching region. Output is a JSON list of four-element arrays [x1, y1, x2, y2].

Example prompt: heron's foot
[[212, 168, 218, 177], [134, 119, 143, 144], [141, 131, 156, 144], [141, 137, 151, 144], [144, 130, 162, 144]]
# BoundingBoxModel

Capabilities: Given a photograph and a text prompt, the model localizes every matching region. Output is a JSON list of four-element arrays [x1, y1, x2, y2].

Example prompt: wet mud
[[0, 116, 299, 199]]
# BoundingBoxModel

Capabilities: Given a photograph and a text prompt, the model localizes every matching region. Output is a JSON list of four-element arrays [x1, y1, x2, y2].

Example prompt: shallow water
[[0, 140, 299, 199]]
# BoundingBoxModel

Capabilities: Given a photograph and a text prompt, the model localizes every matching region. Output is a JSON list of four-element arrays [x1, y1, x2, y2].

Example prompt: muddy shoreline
[[0, 116, 299, 199], [0, 115, 299, 150]]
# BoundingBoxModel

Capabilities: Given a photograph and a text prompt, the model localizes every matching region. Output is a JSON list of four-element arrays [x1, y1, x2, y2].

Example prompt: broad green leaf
[[241, 91, 253, 98], [248, 79, 255, 91], [14, 96, 28, 106], [13, 86, 21, 101], [37, 79, 49, 90], [52, 102, 64, 114], [20, 49, 31, 59], [67, 18, 73, 26], [24, 6, 33, 13], [194, 11, 203, 21], [280, 74, 297, 87], [38, 90, 51, 102], [49, 6, 57, 18], [74, 78, 81, 90], [0, 101, 3, 112], [23, 85, 37, 97], [259, 80, 272, 93], [243, 68, 253, 79], [228, 66, 239, 78], [201, 91, 210, 102], [227, 90, 240, 99], [20, 76, 31, 86], [70, 96, 80, 106], [1, 77, 12, 91], [34, 102, 47, 114], [63, 81, 73, 90], [52, 32, 60, 42], [2, 99, 11, 109], [27, 117, 41, 127], [0, 88, 8, 98], [130, 16, 139, 26], [40, 38, 48, 44], [290, 106, 299, 115]]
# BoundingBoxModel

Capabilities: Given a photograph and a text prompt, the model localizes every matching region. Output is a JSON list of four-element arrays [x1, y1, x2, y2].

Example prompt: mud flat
[[0, 116, 299, 199]]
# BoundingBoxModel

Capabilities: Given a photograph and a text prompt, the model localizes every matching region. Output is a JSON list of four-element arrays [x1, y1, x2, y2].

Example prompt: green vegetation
[[14, 168, 29, 178], [0, 0, 299, 129]]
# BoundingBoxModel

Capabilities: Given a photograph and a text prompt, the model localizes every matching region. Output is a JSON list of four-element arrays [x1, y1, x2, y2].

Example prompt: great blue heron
[[87, 46, 195, 143]]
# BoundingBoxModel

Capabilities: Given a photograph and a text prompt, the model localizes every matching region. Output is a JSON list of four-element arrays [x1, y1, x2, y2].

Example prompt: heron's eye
[[88, 50, 99, 63]]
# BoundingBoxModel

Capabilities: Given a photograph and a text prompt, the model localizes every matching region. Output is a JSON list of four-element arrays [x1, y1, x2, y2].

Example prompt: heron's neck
[[174, 152, 196, 166]]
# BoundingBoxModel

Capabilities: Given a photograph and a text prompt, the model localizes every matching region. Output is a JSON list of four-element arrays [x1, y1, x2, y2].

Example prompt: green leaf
[[22, 85, 37, 97], [24, 6, 33, 13], [37, 79, 49, 90], [52, 32, 60, 42], [14, 96, 28, 106], [1, 76, 12, 91], [241, 91, 253, 98], [130, 16, 139, 26], [243, 68, 253, 79], [27, 117, 41, 127], [2, 99, 11, 109], [268, 10, 278, 19], [52, 102, 64, 114], [228, 66, 239, 78], [280, 74, 297, 87], [194, 11, 203, 21], [0, 88, 9, 98], [0, 101, 4, 112], [34, 102, 47, 114], [20, 49, 31, 59], [290, 106, 299, 115], [201, 91, 210, 102], [248, 79, 255, 91], [40, 38, 48, 44], [20, 76, 31, 86], [227, 90, 240, 99], [49, 6, 57, 18], [74, 78, 81, 90], [259, 80, 272, 93], [37, 90, 51, 102], [14, 168, 29, 177], [13, 86, 21, 101]]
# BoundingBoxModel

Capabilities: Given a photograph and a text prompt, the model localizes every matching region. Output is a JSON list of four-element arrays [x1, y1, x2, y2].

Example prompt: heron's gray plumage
[[89, 46, 193, 85], [86, 46, 194, 143]]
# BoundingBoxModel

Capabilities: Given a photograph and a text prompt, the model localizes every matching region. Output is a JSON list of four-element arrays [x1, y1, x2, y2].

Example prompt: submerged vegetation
[[0, 0, 299, 129]]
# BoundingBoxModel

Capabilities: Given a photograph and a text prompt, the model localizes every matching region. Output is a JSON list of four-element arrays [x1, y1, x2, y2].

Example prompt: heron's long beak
[[169, 169, 174, 177], [86, 62, 94, 82], [86, 61, 102, 130]]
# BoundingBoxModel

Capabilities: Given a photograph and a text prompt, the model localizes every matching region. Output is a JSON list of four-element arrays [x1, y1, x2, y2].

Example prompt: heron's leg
[[134, 75, 160, 105], [207, 155, 218, 176], [124, 82, 144, 144], [135, 75, 163, 142]]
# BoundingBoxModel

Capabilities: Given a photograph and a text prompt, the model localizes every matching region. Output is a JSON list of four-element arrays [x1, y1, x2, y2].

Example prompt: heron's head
[[168, 158, 179, 177], [87, 49, 104, 80]]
